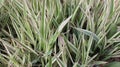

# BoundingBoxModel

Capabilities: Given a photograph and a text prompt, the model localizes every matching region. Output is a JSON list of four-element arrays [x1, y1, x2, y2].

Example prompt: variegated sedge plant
[[0, 0, 120, 67]]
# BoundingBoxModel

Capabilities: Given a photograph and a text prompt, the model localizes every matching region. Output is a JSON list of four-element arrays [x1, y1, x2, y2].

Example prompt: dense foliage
[[0, 0, 120, 67]]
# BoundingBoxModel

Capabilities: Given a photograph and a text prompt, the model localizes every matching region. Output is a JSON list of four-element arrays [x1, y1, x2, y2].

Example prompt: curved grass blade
[[49, 15, 72, 45], [74, 28, 99, 41]]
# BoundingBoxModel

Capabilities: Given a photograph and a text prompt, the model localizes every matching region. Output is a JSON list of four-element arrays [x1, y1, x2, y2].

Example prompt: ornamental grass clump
[[0, 0, 120, 67]]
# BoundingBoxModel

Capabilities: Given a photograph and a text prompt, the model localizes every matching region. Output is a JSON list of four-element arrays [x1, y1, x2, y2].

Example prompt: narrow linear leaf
[[49, 16, 72, 45], [74, 28, 99, 41]]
